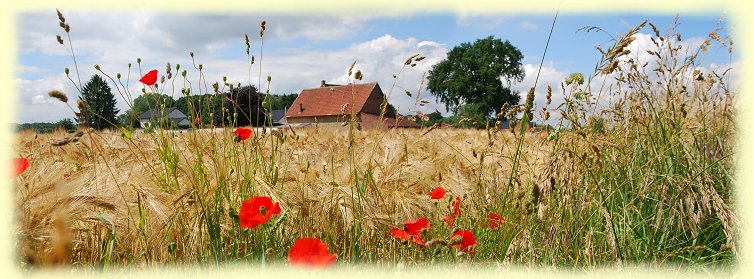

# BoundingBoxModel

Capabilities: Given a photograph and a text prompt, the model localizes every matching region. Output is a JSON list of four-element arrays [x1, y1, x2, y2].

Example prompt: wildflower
[[139, 69, 158, 86], [193, 116, 201, 126], [63, 173, 71, 180], [390, 217, 429, 246], [442, 216, 455, 228], [233, 127, 253, 142], [239, 196, 281, 229], [488, 213, 504, 229], [443, 197, 462, 227], [429, 186, 446, 200], [12, 158, 29, 177], [288, 238, 337, 268], [450, 230, 476, 255]]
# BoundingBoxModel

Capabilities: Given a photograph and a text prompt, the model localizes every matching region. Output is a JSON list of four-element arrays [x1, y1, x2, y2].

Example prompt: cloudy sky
[[14, 10, 736, 124]]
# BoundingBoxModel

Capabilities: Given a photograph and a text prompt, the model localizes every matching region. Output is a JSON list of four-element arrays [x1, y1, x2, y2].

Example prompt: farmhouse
[[270, 108, 288, 126], [284, 81, 419, 130], [138, 107, 190, 128]]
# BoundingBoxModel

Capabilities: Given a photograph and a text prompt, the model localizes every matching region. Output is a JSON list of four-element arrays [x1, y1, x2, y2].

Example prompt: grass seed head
[[48, 90, 68, 103]]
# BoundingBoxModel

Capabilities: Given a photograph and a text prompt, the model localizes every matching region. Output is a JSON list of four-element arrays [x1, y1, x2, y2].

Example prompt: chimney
[[320, 80, 326, 87], [299, 103, 304, 112]]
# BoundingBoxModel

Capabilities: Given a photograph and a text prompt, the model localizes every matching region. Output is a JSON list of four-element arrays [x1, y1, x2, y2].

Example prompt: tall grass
[[13, 12, 736, 271]]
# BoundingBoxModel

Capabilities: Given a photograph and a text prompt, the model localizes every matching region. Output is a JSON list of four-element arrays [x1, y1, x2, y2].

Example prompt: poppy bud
[[198, 64, 203, 70], [190, 52, 194, 57], [137, 58, 141, 64], [116, 73, 121, 79], [176, 64, 180, 70], [160, 76, 165, 83], [267, 76, 271, 82], [182, 70, 187, 77], [94, 64, 100, 70], [128, 63, 132, 68], [223, 76, 227, 82], [64, 68, 70, 75]]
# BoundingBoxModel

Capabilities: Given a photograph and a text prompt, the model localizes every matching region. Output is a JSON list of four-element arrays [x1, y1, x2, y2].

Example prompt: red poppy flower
[[451, 230, 476, 255], [488, 213, 504, 228], [193, 116, 201, 126], [443, 197, 462, 228], [442, 216, 455, 228], [288, 238, 337, 268], [390, 217, 429, 246], [12, 157, 28, 177], [429, 186, 446, 200], [233, 127, 252, 142], [403, 217, 429, 235], [451, 197, 462, 216], [390, 228, 425, 246], [139, 69, 158, 86], [239, 196, 281, 229]]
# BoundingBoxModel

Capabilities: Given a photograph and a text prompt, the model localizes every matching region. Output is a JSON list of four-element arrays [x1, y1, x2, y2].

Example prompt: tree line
[[35, 35, 528, 131]]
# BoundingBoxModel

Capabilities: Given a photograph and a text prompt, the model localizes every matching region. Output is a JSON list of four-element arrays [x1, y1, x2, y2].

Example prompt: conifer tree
[[79, 74, 119, 129]]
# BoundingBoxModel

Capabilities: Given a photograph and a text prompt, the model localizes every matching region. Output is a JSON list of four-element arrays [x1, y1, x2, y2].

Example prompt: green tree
[[442, 103, 488, 129], [427, 36, 524, 122], [267, 93, 299, 110], [79, 74, 120, 130]]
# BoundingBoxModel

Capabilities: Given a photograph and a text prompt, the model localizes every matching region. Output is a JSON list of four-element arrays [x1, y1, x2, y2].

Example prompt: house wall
[[286, 115, 356, 124]]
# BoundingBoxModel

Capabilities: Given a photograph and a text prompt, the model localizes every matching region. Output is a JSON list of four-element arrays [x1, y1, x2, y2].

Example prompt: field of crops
[[11, 15, 738, 273]]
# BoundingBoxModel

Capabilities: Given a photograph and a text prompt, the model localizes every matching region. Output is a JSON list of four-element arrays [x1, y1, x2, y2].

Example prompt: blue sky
[[15, 11, 736, 123]]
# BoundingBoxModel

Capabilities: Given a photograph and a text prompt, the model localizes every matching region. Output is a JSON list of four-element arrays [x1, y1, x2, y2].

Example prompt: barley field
[[11, 15, 738, 272]]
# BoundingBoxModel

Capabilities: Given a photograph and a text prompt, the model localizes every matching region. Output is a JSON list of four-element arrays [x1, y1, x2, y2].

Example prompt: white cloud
[[519, 21, 538, 30], [14, 76, 77, 123], [511, 62, 569, 124], [195, 34, 451, 116], [31, 95, 48, 105], [17, 65, 49, 74]]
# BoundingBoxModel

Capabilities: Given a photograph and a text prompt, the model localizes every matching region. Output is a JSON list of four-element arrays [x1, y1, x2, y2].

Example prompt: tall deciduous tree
[[427, 36, 525, 121], [213, 85, 268, 127], [79, 74, 119, 130]]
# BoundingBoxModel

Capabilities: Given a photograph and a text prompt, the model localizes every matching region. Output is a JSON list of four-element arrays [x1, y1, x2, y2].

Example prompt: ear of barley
[[48, 90, 68, 103]]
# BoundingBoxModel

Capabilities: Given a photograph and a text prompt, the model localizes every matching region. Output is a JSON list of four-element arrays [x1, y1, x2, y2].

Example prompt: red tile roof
[[285, 82, 395, 118]]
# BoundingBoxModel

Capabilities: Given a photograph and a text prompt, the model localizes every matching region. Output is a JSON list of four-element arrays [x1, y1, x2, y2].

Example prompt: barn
[[284, 81, 419, 130]]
